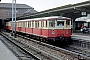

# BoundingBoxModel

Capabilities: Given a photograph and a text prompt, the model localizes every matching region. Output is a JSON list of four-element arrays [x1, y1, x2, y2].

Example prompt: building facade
[[0, 3, 37, 20]]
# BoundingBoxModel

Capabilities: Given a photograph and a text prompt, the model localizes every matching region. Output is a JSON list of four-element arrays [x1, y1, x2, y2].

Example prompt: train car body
[[6, 16, 72, 44]]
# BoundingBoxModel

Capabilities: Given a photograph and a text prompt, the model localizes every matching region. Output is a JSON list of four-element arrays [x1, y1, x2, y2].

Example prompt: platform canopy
[[86, 19, 90, 22], [75, 17, 87, 21], [16, 1, 90, 21]]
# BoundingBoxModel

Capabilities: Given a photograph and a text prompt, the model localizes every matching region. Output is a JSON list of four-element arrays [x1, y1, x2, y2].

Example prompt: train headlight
[[52, 29, 55, 34], [66, 29, 68, 34]]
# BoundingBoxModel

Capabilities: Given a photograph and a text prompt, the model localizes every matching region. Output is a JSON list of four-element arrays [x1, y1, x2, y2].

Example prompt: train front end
[[47, 17, 72, 44]]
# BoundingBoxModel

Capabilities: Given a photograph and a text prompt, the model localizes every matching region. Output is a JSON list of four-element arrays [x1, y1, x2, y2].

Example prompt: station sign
[[81, 12, 86, 16]]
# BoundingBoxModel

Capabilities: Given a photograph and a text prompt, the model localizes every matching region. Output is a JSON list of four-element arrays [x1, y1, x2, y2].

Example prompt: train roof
[[16, 16, 71, 22]]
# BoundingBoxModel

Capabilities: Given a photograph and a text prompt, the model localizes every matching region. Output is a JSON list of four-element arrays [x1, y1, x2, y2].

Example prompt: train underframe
[[5, 29, 72, 46]]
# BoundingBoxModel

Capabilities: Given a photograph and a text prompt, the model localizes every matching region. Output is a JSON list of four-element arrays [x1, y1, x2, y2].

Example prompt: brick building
[[0, 3, 37, 20]]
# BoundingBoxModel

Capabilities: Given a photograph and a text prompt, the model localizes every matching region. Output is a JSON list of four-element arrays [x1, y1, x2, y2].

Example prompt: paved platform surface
[[0, 40, 19, 60], [71, 33, 90, 41]]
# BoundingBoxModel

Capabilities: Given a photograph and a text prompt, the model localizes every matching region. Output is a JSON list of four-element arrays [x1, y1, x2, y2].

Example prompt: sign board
[[84, 23, 88, 27], [81, 12, 86, 16]]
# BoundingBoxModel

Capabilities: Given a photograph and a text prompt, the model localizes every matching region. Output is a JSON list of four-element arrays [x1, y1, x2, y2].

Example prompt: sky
[[0, 0, 88, 12]]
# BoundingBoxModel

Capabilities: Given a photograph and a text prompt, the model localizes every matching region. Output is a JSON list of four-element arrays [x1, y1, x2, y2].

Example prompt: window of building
[[6, 10, 19, 13], [16, 10, 19, 13], [6, 10, 10, 13]]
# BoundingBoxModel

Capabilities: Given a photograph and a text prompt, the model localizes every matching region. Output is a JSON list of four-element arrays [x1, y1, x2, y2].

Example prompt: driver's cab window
[[57, 20, 64, 27], [49, 20, 55, 27], [66, 20, 70, 27]]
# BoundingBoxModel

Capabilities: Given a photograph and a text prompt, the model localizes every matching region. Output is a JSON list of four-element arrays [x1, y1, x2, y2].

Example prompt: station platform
[[0, 40, 19, 60], [71, 33, 90, 41]]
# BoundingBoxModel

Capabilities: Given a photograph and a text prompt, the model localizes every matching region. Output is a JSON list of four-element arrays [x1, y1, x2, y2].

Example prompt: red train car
[[6, 16, 72, 43]]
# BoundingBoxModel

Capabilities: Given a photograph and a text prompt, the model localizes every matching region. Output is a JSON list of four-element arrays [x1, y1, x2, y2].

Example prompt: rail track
[[1, 31, 90, 60], [0, 33, 39, 60], [68, 39, 90, 57]]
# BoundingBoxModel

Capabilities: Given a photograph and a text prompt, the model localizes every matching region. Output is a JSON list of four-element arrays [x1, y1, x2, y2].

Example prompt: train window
[[25, 22, 27, 27], [25, 22, 26, 27], [35, 21, 37, 28], [20, 22, 22, 27], [24, 22, 25, 27], [57, 20, 64, 27], [21, 22, 22, 27], [37, 21, 39, 28], [66, 20, 70, 25], [32, 21, 34, 27], [41, 21, 42, 27], [26, 22, 27, 27], [16, 22, 17, 27], [41, 21, 44, 27], [26, 21, 28, 28], [9, 22, 10, 26], [49, 20, 55, 27], [18, 22, 19, 27], [35, 21, 39, 28], [30, 21, 31, 27], [8, 22, 9, 26], [22, 22, 24, 27], [18, 22, 20, 27], [66, 20, 70, 27], [19, 22, 20, 27], [28, 21, 30, 28], [43, 21, 44, 27], [20, 22, 21, 27], [28, 21, 31, 28], [7, 22, 8, 26], [45, 21, 47, 27], [22, 22, 23, 27], [28, 22, 29, 28], [6, 23, 7, 26]]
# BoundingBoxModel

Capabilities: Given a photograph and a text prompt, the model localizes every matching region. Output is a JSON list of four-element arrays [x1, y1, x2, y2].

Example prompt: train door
[[41, 21, 43, 35], [32, 21, 34, 33]]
